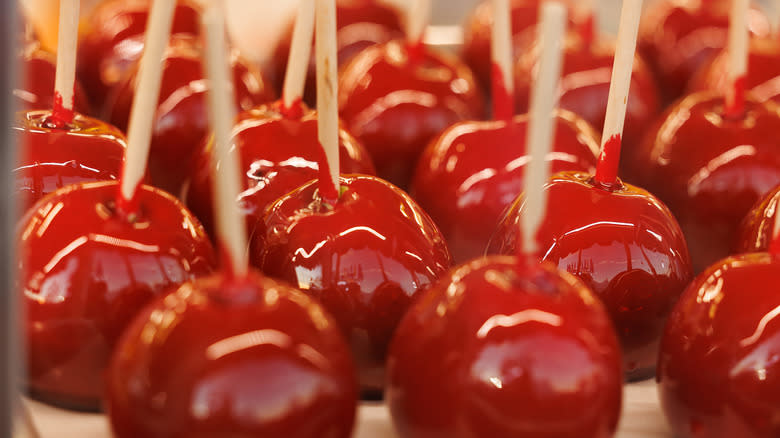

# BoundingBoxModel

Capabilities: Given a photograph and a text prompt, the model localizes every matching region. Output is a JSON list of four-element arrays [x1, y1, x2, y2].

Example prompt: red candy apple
[[254, 175, 451, 394], [638, 0, 770, 103], [690, 37, 780, 104], [411, 109, 600, 264], [735, 183, 780, 254], [15, 44, 90, 114], [338, 40, 485, 189], [18, 181, 216, 410], [270, 0, 404, 105], [107, 270, 357, 437], [488, 171, 692, 378], [388, 256, 623, 438], [106, 35, 275, 196], [185, 100, 375, 246], [658, 251, 780, 438], [13, 110, 127, 212], [462, 0, 583, 91], [77, 0, 202, 111], [514, 35, 660, 156], [634, 93, 780, 273]]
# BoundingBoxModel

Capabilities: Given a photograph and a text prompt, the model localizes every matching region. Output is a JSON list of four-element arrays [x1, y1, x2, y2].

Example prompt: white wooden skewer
[[316, 0, 340, 194], [407, 0, 431, 46], [772, 0, 780, 38], [522, 3, 567, 256], [594, 0, 643, 185], [726, 0, 749, 114], [120, 0, 176, 203], [491, 0, 513, 103], [282, 1, 315, 109], [203, 1, 249, 276], [53, 0, 79, 116]]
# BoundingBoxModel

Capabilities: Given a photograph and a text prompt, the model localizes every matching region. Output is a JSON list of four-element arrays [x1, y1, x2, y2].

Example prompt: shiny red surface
[[19, 181, 216, 410], [106, 270, 357, 437], [77, 0, 202, 111], [388, 256, 623, 438], [15, 44, 90, 114], [339, 40, 485, 189], [185, 100, 375, 248], [514, 36, 660, 156], [690, 38, 780, 105], [658, 252, 780, 438], [255, 175, 451, 393], [461, 0, 582, 91], [735, 184, 780, 254], [270, 0, 404, 105], [13, 110, 127, 213], [634, 93, 780, 273], [411, 110, 600, 264], [488, 172, 692, 378], [638, 0, 770, 103], [106, 35, 274, 196]]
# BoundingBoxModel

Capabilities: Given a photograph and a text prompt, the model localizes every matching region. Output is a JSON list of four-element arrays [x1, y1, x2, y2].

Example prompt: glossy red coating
[[15, 44, 90, 114], [658, 252, 780, 438], [13, 110, 127, 213], [270, 0, 404, 105], [185, 100, 375, 249], [77, 0, 202, 111], [106, 270, 357, 437], [255, 175, 452, 394], [638, 0, 770, 104], [488, 172, 692, 378], [411, 110, 600, 264], [388, 256, 623, 438], [735, 184, 780, 254], [461, 0, 582, 91], [514, 36, 660, 158], [18, 181, 216, 410], [690, 38, 780, 106], [634, 92, 780, 273], [106, 35, 275, 196], [593, 134, 622, 186], [339, 40, 485, 189]]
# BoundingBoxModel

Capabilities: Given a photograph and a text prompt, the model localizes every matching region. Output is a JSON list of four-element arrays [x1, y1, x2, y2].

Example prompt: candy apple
[[411, 109, 600, 264], [488, 171, 692, 379], [185, 99, 375, 246], [77, 0, 202, 111], [388, 256, 623, 438], [634, 93, 780, 273], [339, 40, 485, 189], [638, 0, 770, 103], [254, 175, 451, 394], [106, 270, 357, 437], [105, 35, 274, 196], [658, 251, 780, 438], [19, 180, 216, 410]]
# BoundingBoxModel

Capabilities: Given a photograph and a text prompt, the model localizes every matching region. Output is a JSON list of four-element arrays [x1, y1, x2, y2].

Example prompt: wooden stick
[[593, 0, 643, 187], [52, 0, 79, 125], [282, 1, 315, 110], [772, 0, 780, 39], [522, 2, 567, 256], [203, 1, 249, 278], [407, 0, 431, 47], [491, 0, 514, 120], [119, 0, 176, 209], [725, 0, 749, 117], [316, 0, 340, 200]]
